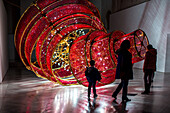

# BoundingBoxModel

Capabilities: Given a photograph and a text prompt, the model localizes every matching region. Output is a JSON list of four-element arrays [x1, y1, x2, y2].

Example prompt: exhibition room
[[0, 0, 170, 112]]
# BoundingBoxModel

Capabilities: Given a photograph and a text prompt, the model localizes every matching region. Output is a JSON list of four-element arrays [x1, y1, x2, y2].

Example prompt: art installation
[[14, 0, 149, 87]]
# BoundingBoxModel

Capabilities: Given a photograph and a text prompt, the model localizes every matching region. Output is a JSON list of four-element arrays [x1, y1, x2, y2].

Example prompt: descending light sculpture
[[14, 0, 149, 87]]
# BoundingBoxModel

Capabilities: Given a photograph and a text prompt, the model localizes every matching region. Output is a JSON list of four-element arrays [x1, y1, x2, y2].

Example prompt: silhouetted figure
[[142, 44, 157, 94], [85, 60, 101, 101], [112, 40, 133, 102]]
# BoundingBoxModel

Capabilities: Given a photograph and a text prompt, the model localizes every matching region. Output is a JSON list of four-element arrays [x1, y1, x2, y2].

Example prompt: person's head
[[120, 40, 130, 50], [90, 60, 95, 66], [147, 44, 153, 50]]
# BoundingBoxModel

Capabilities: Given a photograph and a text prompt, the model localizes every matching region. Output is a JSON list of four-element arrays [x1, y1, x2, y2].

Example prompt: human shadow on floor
[[112, 99, 129, 113], [87, 98, 98, 113]]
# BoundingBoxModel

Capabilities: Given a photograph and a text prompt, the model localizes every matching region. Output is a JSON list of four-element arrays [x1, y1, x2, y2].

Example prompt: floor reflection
[[0, 67, 170, 113], [112, 100, 128, 113]]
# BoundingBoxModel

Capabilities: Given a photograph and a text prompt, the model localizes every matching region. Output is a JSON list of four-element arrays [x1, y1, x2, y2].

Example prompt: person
[[142, 44, 157, 94], [112, 40, 133, 102], [85, 60, 101, 101]]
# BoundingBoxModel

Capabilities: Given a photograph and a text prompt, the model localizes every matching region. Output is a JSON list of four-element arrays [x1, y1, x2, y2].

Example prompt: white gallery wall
[[0, 0, 8, 82], [165, 34, 170, 72], [109, 0, 170, 72]]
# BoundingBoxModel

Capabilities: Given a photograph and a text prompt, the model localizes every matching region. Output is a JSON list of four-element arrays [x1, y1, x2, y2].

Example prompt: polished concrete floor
[[0, 65, 170, 113]]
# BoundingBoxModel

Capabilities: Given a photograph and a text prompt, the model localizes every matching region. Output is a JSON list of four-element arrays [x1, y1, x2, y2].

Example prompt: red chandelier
[[14, 0, 149, 87]]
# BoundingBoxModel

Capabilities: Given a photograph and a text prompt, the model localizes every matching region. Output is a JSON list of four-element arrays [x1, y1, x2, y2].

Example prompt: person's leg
[[144, 71, 149, 91], [148, 70, 153, 93], [151, 71, 155, 82], [122, 80, 128, 99], [88, 82, 92, 99], [112, 80, 123, 98], [122, 80, 131, 102], [93, 82, 97, 98], [142, 71, 149, 94]]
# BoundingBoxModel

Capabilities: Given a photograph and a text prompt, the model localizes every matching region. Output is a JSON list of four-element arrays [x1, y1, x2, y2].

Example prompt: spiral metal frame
[[14, 0, 149, 87]]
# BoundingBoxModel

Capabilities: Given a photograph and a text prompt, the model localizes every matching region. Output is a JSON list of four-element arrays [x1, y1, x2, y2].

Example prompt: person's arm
[[95, 68, 101, 81], [85, 67, 88, 76], [143, 52, 149, 72], [119, 54, 125, 72]]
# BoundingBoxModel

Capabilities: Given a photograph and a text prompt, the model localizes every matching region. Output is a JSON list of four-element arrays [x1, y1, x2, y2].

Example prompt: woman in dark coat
[[112, 40, 133, 102]]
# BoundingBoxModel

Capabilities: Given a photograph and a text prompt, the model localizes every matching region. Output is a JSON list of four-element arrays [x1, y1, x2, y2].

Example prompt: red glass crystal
[[14, 0, 149, 87]]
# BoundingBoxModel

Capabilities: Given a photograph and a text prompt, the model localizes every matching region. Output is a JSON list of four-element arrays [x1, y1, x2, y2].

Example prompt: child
[[85, 60, 101, 101]]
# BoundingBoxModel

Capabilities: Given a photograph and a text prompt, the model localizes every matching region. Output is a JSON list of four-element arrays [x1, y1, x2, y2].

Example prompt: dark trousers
[[144, 69, 154, 92], [112, 80, 129, 99], [88, 82, 97, 98]]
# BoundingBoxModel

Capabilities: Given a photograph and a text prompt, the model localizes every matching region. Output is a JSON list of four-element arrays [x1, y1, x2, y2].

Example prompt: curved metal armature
[[14, 0, 149, 87]]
